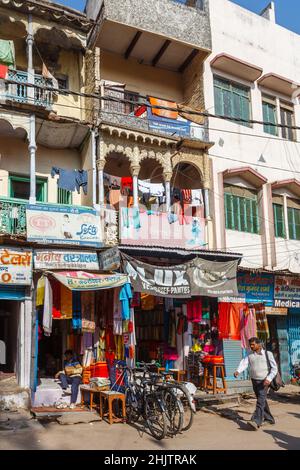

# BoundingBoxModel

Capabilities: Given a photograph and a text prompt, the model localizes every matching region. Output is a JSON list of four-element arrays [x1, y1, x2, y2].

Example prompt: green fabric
[[0, 40, 15, 66]]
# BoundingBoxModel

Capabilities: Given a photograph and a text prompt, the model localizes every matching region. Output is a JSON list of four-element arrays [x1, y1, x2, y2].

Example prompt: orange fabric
[[149, 97, 178, 120], [61, 285, 72, 319], [229, 303, 243, 340], [109, 189, 121, 209]]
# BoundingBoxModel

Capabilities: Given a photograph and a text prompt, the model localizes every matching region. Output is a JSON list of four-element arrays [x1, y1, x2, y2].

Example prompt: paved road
[[1, 392, 300, 450]]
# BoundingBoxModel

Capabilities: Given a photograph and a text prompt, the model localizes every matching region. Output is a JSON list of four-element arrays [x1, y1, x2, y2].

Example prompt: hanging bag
[[264, 350, 284, 391]]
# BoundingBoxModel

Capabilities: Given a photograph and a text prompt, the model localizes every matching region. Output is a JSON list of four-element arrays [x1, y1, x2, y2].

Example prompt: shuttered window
[[214, 76, 251, 127], [262, 99, 277, 135], [288, 207, 300, 240], [57, 188, 72, 205], [273, 203, 285, 238], [281, 106, 295, 141], [224, 192, 259, 234]]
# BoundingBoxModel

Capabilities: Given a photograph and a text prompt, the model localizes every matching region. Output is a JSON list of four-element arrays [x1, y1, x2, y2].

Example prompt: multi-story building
[[204, 0, 300, 381]]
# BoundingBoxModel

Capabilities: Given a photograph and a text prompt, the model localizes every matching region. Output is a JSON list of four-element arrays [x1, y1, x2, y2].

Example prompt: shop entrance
[[0, 300, 20, 374]]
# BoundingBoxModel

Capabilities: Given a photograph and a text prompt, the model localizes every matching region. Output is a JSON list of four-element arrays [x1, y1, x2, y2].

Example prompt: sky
[[56, 0, 300, 35]]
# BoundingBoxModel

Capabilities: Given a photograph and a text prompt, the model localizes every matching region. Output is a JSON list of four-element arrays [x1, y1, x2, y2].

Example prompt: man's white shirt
[[236, 349, 278, 382]]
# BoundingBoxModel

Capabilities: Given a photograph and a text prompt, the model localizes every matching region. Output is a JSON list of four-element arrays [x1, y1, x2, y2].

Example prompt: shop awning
[[48, 270, 129, 291]]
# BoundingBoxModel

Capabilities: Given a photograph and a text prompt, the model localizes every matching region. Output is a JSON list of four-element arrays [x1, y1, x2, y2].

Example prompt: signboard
[[265, 307, 288, 316], [99, 248, 120, 271], [122, 254, 239, 298], [147, 107, 191, 137], [0, 248, 32, 285], [34, 251, 99, 270], [50, 271, 128, 291], [275, 276, 300, 308], [26, 204, 102, 247], [237, 272, 274, 306]]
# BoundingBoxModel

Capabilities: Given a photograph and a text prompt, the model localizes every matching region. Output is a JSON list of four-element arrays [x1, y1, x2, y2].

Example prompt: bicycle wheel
[[145, 395, 167, 441], [164, 390, 184, 436], [181, 397, 194, 431], [125, 388, 140, 424]]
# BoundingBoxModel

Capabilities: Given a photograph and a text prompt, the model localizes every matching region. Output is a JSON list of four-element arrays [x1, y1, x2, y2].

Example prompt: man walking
[[234, 337, 278, 430]]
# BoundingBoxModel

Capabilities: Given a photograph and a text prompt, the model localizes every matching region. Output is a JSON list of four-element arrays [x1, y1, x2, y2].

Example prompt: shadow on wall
[[264, 430, 300, 451]]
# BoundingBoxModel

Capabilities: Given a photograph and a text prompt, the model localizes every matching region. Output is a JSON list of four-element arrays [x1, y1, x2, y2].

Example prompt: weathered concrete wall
[[88, 0, 211, 51]]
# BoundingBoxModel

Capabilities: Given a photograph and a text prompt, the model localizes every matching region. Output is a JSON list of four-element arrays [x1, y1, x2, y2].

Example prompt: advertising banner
[[99, 248, 120, 271], [0, 247, 32, 285], [34, 251, 99, 270], [50, 271, 128, 291], [265, 307, 288, 316], [237, 272, 274, 306], [274, 276, 300, 308], [26, 204, 102, 247]]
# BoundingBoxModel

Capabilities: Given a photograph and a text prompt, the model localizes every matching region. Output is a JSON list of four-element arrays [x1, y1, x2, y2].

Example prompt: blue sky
[[56, 0, 300, 35]]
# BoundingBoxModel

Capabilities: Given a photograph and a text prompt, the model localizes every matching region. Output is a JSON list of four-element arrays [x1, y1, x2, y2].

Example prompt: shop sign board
[[99, 248, 120, 271], [50, 271, 128, 291], [237, 272, 274, 306], [34, 250, 99, 270], [26, 204, 103, 247], [122, 254, 239, 298], [0, 247, 32, 285], [274, 276, 300, 308], [265, 307, 288, 316]]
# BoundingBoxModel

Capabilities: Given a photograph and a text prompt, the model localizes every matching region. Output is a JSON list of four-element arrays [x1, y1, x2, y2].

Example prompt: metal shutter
[[288, 314, 300, 370], [276, 317, 290, 383], [0, 286, 26, 300], [223, 339, 243, 381]]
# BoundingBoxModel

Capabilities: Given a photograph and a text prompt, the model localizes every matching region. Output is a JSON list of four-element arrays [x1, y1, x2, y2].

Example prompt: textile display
[[186, 299, 202, 323], [113, 288, 123, 335], [202, 297, 210, 320], [36, 276, 45, 307], [168, 310, 177, 348], [255, 303, 270, 344], [240, 305, 257, 349], [131, 292, 141, 308], [72, 291, 82, 330], [43, 277, 53, 336], [51, 279, 61, 319], [81, 320, 96, 333], [0, 39, 15, 66], [218, 302, 242, 340], [119, 283, 132, 320], [0, 64, 8, 79], [141, 293, 155, 311], [60, 284, 73, 319]]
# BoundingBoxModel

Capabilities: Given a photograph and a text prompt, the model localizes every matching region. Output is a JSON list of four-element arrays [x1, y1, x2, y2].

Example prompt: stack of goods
[[89, 377, 110, 390]]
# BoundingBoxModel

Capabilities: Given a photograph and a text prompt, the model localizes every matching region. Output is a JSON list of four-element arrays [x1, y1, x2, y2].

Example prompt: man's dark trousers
[[59, 374, 81, 404], [251, 379, 275, 426]]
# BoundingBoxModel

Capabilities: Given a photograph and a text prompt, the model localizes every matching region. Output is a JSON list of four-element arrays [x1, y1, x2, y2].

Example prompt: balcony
[[100, 87, 209, 142], [0, 198, 27, 237], [88, 0, 211, 72], [2, 70, 53, 109]]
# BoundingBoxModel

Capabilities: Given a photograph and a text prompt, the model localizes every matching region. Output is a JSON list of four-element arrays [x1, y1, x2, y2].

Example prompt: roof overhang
[[258, 73, 300, 97], [211, 53, 263, 82], [36, 118, 90, 149], [272, 179, 300, 198], [223, 167, 267, 189]]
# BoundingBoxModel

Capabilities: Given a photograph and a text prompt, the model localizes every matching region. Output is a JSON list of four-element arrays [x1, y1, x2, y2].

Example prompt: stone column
[[29, 114, 36, 204], [97, 159, 106, 207], [131, 165, 140, 208], [26, 14, 35, 102], [164, 172, 172, 213]]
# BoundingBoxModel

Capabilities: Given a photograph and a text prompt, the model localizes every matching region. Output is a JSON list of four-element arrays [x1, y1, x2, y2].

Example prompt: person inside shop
[[55, 350, 82, 409], [234, 337, 278, 430]]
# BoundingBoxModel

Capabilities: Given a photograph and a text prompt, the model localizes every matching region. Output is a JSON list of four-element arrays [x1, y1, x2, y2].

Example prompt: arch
[[103, 151, 132, 178], [0, 13, 27, 40], [0, 118, 28, 140], [171, 162, 203, 190], [139, 157, 164, 183]]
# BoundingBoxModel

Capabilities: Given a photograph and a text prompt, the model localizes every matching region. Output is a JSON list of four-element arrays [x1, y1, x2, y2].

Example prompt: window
[[9, 175, 47, 202], [57, 187, 72, 205], [224, 187, 259, 234], [288, 207, 300, 240], [273, 203, 285, 238], [280, 104, 295, 141], [214, 76, 251, 127], [262, 96, 277, 135]]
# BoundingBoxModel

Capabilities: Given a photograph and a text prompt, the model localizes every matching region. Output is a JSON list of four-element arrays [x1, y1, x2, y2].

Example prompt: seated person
[[55, 349, 82, 409]]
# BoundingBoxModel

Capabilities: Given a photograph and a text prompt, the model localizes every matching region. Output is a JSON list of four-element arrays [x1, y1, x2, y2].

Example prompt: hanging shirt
[[0, 40, 15, 66], [36, 276, 45, 307], [60, 285, 72, 319], [119, 283, 132, 320], [72, 291, 82, 330], [43, 277, 53, 336], [191, 189, 203, 207]]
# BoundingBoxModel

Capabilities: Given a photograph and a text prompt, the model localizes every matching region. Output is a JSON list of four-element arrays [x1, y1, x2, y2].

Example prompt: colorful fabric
[[51, 279, 61, 319], [119, 283, 132, 320], [121, 176, 133, 192], [36, 277, 45, 307], [72, 291, 82, 330], [131, 292, 140, 308], [218, 302, 242, 340], [43, 277, 53, 336], [60, 285, 72, 319], [0, 64, 8, 79], [218, 303, 231, 340], [255, 303, 270, 344], [187, 299, 202, 323], [181, 189, 192, 204], [240, 305, 257, 349], [81, 291, 95, 321], [202, 297, 210, 320], [141, 293, 155, 311], [0, 40, 15, 66]]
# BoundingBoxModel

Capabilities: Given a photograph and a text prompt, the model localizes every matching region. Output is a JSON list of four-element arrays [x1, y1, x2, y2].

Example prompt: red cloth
[[181, 189, 192, 204], [0, 65, 8, 79], [105, 328, 116, 351], [121, 177, 133, 192], [187, 299, 202, 323], [218, 303, 243, 340], [50, 279, 61, 319], [218, 303, 231, 339]]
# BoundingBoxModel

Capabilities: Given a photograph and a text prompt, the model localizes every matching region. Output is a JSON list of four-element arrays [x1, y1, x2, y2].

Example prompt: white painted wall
[[205, 0, 300, 269]]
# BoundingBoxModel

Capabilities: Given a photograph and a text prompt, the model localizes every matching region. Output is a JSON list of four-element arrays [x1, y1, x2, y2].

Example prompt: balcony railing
[[3, 70, 53, 108], [0, 198, 27, 236], [100, 87, 209, 142]]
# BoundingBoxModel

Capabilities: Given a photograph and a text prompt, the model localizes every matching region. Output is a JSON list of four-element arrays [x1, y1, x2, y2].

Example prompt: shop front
[[0, 247, 33, 389]]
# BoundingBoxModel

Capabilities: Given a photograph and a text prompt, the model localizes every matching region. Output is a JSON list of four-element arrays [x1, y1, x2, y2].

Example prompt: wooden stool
[[80, 385, 102, 412], [203, 363, 227, 395], [169, 369, 186, 382], [99, 391, 126, 425]]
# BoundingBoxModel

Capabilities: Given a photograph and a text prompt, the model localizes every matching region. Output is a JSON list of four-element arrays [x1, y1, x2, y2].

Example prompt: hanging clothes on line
[[240, 304, 257, 349], [51, 167, 88, 195], [0, 39, 15, 66], [51, 279, 61, 319]]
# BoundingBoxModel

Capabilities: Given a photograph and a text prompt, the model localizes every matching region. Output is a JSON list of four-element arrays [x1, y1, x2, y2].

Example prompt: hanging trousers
[[251, 379, 275, 426]]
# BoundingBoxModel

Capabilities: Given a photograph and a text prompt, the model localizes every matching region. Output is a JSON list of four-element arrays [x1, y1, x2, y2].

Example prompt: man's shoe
[[263, 420, 275, 426], [247, 420, 259, 430], [69, 403, 76, 410]]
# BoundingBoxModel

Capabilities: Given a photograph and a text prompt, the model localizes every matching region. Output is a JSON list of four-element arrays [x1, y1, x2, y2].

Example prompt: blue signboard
[[147, 107, 191, 137], [237, 272, 274, 306]]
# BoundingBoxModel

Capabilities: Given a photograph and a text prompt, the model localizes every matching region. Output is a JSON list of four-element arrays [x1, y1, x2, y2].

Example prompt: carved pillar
[[97, 159, 106, 207], [163, 171, 172, 213], [131, 164, 140, 208]]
